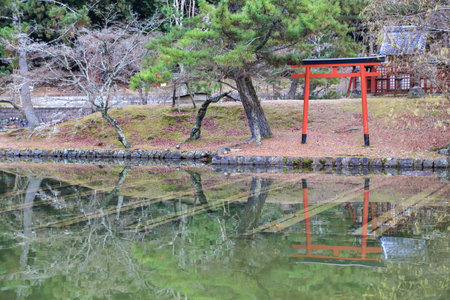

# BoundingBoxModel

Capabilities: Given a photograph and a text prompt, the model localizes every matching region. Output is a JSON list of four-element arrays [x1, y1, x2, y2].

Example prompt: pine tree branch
[[218, 81, 237, 90], [254, 20, 280, 52]]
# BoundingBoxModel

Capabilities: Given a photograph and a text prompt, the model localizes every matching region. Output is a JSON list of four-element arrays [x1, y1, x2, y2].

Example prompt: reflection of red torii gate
[[292, 179, 382, 262], [291, 56, 385, 146]]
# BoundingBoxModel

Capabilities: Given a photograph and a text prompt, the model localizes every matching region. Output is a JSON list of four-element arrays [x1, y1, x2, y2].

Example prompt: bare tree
[[0, 0, 95, 127], [162, 0, 197, 27], [0, 0, 41, 127], [42, 16, 159, 148], [363, 0, 449, 99]]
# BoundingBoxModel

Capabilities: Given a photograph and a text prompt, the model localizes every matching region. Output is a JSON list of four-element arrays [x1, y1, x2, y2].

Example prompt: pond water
[[0, 162, 448, 300]]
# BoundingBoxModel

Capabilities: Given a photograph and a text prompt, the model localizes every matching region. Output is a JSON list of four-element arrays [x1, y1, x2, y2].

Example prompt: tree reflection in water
[[0, 165, 447, 299]]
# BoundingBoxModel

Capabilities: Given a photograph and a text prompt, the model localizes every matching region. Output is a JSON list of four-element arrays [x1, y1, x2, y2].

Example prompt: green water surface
[[0, 162, 448, 299]]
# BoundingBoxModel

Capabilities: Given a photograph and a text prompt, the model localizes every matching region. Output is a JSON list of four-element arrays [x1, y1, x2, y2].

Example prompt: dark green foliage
[[0, 1, 157, 42], [80, 0, 158, 29], [0, 0, 90, 42], [133, 0, 362, 87]]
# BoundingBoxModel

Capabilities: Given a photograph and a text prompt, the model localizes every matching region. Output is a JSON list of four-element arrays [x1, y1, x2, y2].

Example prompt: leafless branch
[[0, 99, 25, 117]]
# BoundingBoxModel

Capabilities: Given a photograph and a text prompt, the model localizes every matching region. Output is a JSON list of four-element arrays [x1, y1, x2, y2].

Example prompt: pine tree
[[134, 0, 356, 144]]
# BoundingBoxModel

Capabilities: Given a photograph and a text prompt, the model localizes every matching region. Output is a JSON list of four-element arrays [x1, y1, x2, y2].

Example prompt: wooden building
[[374, 26, 427, 94], [350, 26, 448, 95]]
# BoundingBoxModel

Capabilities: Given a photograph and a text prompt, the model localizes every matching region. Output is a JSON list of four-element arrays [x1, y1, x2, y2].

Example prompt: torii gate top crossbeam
[[302, 56, 385, 65]]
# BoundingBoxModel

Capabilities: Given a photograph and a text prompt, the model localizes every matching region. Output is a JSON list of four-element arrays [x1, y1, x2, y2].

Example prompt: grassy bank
[[0, 96, 448, 157]]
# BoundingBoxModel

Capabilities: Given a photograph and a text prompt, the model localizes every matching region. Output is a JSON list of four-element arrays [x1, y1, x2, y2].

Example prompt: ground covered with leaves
[[0, 96, 448, 158]]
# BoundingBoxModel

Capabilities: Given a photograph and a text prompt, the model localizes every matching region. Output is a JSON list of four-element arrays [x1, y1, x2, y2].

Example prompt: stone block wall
[[0, 107, 90, 123]]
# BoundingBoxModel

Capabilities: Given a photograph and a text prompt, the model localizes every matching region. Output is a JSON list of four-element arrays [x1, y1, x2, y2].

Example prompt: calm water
[[0, 162, 448, 300]]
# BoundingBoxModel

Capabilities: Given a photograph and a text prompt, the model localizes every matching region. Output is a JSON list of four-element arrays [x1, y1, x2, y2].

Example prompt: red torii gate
[[291, 56, 385, 146]]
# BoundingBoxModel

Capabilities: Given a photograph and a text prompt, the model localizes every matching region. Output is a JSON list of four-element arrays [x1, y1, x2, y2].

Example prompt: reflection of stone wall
[[0, 107, 90, 122]]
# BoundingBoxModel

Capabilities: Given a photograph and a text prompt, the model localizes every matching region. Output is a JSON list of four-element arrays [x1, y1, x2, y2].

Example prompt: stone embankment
[[0, 148, 448, 170], [0, 107, 90, 123]]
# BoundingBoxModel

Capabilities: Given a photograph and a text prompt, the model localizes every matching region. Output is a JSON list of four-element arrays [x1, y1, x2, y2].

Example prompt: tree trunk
[[185, 82, 196, 108], [234, 71, 272, 144], [18, 177, 41, 299], [88, 94, 98, 113], [18, 39, 40, 127], [172, 84, 177, 107], [186, 170, 207, 205], [11, 1, 40, 127], [20, 178, 41, 265], [114, 82, 121, 109], [237, 177, 272, 234], [287, 78, 299, 99], [138, 87, 148, 105], [22, 177, 41, 237], [187, 92, 230, 141], [251, 108, 262, 145], [177, 88, 181, 112], [144, 90, 149, 105], [138, 87, 144, 105], [101, 109, 131, 148], [105, 166, 130, 205]]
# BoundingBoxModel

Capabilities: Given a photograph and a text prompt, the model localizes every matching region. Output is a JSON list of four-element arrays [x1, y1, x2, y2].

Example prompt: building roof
[[378, 26, 427, 56]]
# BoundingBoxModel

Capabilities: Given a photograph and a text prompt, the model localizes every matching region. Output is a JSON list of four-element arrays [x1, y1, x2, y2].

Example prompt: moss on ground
[[26, 103, 307, 148], [369, 95, 446, 119]]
